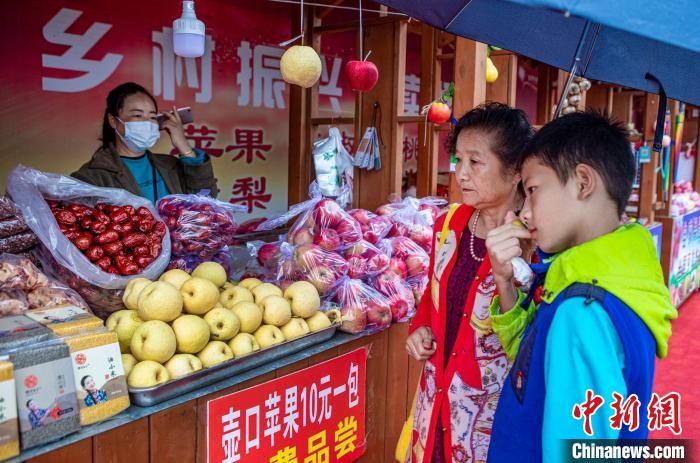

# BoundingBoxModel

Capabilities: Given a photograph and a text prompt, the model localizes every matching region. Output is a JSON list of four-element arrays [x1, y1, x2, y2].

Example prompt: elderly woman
[[404, 103, 533, 463]]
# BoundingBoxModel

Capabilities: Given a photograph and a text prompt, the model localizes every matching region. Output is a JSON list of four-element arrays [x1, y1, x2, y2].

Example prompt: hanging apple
[[346, 60, 379, 92], [427, 102, 451, 124], [422, 82, 454, 125]]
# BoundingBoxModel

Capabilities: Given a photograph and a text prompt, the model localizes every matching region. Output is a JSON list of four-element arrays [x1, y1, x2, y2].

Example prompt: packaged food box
[[64, 330, 129, 425], [10, 340, 80, 449], [26, 306, 103, 337], [0, 315, 52, 351], [0, 359, 19, 461]]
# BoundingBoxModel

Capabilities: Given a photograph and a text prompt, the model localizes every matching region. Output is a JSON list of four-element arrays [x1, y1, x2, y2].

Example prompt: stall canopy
[[373, 0, 700, 108]]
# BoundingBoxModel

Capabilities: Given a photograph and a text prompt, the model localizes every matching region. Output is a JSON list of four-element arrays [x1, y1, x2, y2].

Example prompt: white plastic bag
[[7, 165, 171, 313], [312, 128, 354, 206]]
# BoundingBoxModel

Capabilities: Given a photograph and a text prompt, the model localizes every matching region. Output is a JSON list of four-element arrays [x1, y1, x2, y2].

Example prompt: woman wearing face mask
[[72, 82, 218, 202]]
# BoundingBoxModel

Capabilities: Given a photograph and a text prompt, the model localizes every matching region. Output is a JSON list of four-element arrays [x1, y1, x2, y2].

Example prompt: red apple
[[427, 102, 451, 124], [334, 220, 363, 245], [258, 242, 281, 266], [388, 258, 408, 279], [409, 225, 432, 249], [388, 295, 410, 322], [389, 222, 410, 237], [291, 227, 314, 246], [349, 209, 372, 226], [345, 60, 379, 92], [346, 255, 368, 279], [367, 253, 390, 274], [313, 199, 343, 228], [293, 243, 320, 268], [406, 254, 428, 279], [307, 265, 339, 294], [313, 228, 341, 252], [339, 305, 368, 334], [366, 301, 392, 329]]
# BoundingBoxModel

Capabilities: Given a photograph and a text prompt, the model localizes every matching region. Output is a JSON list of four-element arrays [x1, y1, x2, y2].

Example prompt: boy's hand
[[487, 211, 532, 310], [406, 326, 436, 361]]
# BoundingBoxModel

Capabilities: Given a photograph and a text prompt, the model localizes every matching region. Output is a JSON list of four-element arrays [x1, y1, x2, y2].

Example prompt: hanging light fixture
[[173, 1, 205, 58]]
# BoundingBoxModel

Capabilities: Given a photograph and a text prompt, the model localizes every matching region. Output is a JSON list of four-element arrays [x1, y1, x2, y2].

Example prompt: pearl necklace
[[470, 209, 485, 262]]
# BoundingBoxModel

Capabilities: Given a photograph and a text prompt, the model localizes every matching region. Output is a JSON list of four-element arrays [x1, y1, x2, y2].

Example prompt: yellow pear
[[486, 57, 499, 83], [280, 45, 322, 88]]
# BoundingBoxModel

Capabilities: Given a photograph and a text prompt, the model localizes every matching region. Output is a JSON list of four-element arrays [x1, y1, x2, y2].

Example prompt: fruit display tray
[[128, 325, 337, 406]]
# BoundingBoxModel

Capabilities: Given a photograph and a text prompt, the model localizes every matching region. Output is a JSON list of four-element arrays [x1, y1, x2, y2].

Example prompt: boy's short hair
[[522, 111, 634, 216]]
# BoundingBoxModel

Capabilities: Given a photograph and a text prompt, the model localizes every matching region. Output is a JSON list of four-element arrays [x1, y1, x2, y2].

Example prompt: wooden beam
[[317, 0, 345, 19], [312, 16, 397, 34], [416, 25, 438, 198], [449, 38, 487, 203], [612, 90, 634, 123], [536, 63, 555, 125], [638, 93, 660, 222], [485, 52, 517, 106], [288, 4, 314, 206]]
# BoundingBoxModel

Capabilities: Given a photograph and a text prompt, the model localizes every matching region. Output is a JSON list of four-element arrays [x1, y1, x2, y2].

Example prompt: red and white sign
[[207, 348, 367, 463]]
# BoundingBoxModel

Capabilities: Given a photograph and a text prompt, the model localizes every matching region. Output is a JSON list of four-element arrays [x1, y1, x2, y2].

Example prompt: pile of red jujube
[[48, 201, 165, 276]]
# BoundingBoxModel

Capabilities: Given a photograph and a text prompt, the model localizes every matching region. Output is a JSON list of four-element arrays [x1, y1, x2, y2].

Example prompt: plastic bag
[[0, 196, 18, 221], [0, 231, 38, 254], [157, 193, 244, 277], [0, 290, 29, 315], [371, 271, 416, 322], [312, 127, 354, 206], [257, 183, 362, 252], [0, 217, 28, 239], [275, 242, 348, 295], [348, 209, 392, 244], [6, 165, 170, 313], [378, 236, 430, 318], [342, 240, 390, 280], [0, 253, 89, 312], [322, 276, 392, 334]]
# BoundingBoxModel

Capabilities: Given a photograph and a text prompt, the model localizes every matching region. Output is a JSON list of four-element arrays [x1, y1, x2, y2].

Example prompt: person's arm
[[542, 298, 626, 463], [488, 289, 536, 359], [179, 148, 219, 197]]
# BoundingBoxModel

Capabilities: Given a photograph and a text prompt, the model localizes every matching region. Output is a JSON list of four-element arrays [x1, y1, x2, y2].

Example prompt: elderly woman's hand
[[406, 326, 436, 361]]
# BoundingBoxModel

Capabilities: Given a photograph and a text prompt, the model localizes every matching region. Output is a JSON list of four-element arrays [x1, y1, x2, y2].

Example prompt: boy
[[485, 111, 677, 462]]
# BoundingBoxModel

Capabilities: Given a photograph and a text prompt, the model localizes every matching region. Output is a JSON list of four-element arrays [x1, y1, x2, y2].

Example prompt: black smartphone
[[157, 107, 193, 127]]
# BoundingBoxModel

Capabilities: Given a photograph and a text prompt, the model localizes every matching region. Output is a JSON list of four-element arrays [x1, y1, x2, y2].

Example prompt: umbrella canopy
[[374, 0, 700, 107]]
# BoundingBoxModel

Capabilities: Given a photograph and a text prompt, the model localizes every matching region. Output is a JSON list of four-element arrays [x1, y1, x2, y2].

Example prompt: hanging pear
[[486, 57, 499, 83], [280, 45, 322, 88]]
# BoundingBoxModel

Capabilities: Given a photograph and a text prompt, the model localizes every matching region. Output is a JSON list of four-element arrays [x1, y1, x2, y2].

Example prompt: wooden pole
[[449, 38, 487, 203], [415, 25, 438, 198], [638, 93, 660, 223]]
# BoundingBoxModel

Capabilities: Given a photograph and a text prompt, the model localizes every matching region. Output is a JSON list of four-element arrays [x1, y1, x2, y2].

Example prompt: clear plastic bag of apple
[[256, 182, 362, 252], [322, 276, 392, 334], [342, 240, 390, 280], [6, 165, 171, 314], [348, 209, 392, 244], [167, 246, 233, 276], [275, 242, 348, 295], [378, 196, 446, 253]]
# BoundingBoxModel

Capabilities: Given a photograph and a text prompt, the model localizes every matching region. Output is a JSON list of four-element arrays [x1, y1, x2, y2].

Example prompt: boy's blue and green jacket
[[487, 223, 678, 463]]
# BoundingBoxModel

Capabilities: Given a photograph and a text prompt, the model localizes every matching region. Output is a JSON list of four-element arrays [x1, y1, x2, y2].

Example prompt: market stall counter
[[6, 323, 418, 463], [659, 208, 700, 308]]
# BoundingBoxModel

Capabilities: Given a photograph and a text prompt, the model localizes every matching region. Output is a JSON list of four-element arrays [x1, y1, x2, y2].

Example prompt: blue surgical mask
[[116, 118, 160, 153]]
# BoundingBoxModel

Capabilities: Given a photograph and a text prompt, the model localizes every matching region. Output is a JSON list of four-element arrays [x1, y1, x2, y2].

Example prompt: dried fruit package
[[0, 254, 89, 313], [322, 277, 392, 334], [257, 182, 362, 252], [7, 165, 170, 313], [157, 193, 244, 276], [275, 242, 348, 295]]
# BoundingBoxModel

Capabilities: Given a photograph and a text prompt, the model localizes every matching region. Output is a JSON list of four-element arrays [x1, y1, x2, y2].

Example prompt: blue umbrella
[[374, 0, 700, 193]]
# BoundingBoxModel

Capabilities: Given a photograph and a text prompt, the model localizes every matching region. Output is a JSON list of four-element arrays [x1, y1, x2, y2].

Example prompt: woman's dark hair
[[449, 102, 534, 173], [26, 400, 34, 408], [80, 375, 92, 389], [101, 82, 158, 148]]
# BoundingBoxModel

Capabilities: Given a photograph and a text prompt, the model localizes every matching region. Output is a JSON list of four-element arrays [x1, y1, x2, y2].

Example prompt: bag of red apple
[[256, 182, 362, 252], [322, 276, 393, 334], [381, 197, 447, 253], [341, 240, 390, 280], [6, 165, 171, 315], [347, 209, 392, 244], [376, 236, 429, 320], [275, 242, 348, 295]]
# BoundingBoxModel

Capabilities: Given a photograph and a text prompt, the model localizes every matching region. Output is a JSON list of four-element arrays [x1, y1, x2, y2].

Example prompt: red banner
[[207, 348, 367, 463]]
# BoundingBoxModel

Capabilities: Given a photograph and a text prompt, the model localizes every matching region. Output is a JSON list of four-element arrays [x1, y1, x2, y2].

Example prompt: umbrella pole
[[645, 73, 668, 203], [554, 21, 597, 118], [554, 60, 579, 117]]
